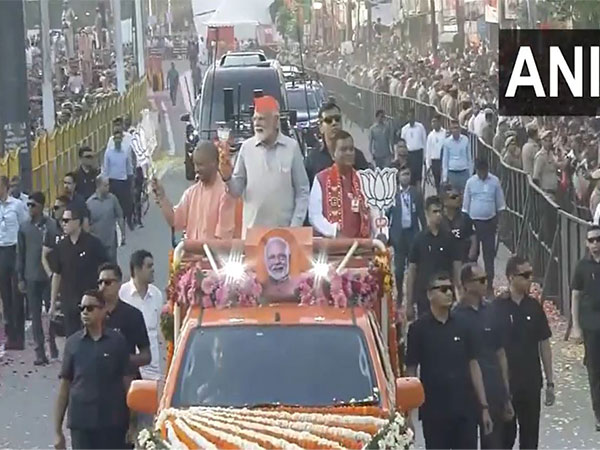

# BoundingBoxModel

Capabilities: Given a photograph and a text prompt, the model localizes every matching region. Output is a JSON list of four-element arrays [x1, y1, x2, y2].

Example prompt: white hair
[[264, 237, 290, 260]]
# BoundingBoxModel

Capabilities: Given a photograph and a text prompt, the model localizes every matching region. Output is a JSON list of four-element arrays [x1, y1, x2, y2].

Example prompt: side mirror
[[395, 377, 424, 412], [289, 110, 297, 126], [180, 113, 190, 122], [127, 379, 159, 415]]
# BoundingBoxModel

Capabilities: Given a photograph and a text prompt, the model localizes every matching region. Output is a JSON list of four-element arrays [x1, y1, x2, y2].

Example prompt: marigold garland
[[141, 407, 414, 450]]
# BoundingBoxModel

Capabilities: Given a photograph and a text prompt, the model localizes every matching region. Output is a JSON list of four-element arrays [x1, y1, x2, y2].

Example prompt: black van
[[181, 58, 301, 180]]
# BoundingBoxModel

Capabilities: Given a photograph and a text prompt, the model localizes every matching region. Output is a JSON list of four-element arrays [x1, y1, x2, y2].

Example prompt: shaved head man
[[153, 140, 235, 240]]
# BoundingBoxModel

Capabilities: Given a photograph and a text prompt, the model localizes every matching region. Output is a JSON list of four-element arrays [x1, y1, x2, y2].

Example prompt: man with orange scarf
[[309, 130, 371, 238]]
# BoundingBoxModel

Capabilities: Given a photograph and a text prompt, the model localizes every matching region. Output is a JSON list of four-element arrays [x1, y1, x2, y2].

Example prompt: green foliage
[[270, 0, 299, 41], [535, 0, 600, 27]]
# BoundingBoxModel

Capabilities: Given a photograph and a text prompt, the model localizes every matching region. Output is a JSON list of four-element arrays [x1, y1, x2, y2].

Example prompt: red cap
[[254, 95, 280, 113]]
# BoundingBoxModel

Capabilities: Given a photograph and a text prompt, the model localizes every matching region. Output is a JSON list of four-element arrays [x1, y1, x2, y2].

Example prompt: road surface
[[0, 60, 597, 449]]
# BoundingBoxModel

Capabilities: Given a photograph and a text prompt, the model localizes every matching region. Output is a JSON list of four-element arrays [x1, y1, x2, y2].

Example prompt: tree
[[269, 0, 298, 43], [535, 0, 600, 28]]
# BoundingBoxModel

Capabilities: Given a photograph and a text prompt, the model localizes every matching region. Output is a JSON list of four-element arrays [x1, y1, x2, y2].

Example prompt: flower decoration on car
[[170, 262, 263, 309], [296, 266, 380, 309], [146, 407, 415, 450]]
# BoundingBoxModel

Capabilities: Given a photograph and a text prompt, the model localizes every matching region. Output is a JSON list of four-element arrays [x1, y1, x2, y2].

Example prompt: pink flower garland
[[175, 264, 262, 308], [297, 268, 379, 308]]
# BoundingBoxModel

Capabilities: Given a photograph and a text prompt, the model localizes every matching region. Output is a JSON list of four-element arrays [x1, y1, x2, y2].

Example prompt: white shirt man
[[426, 126, 447, 170], [119, 251, 163, 380], [400, 120, 427, 152]]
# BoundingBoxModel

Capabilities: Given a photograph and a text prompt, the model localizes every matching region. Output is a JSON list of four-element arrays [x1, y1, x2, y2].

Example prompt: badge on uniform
[[351, 198, 360, 213]]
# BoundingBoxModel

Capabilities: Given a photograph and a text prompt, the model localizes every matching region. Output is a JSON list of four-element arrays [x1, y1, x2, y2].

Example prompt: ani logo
[[357, 167, 398, 238]]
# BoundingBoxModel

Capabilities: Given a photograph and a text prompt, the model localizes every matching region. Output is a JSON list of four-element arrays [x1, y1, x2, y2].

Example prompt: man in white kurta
[[220, 96, 310, 237]]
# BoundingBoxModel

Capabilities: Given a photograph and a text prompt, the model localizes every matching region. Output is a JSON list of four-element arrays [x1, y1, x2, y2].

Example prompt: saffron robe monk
[[309, 130, 371, 238]]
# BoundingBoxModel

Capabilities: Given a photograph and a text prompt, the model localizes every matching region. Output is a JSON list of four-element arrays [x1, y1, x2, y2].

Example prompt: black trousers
[[0, 245, 24, 345], [480, 409, 509, 449], [170, 87, 178, 106], [431, 158, 442, 192], [503, 389, 541, 449], [109, 178, 132, 224], [584, 330, 600, 421], [407, 149, 424, 184], [422, 415, 478, 449], [473, 217, 498, 291], [26, 280, 57, 358], [392, 227, 418, 305], [71, 427, 127, 450]]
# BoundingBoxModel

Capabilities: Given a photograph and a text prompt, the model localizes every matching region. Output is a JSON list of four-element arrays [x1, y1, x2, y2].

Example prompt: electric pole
[[135, 0, 145, 78], [112, 0, 126, 94], [40, 0, 55, 132], [456, 0, 465, 52], [430, 0, 437, 55]]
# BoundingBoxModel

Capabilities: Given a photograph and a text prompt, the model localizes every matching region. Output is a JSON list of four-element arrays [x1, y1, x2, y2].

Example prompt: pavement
[[0, 60, 597, 449]]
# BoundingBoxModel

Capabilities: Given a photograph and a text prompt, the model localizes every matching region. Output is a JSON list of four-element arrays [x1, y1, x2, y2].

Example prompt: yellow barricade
[[29, 79, 148, 205]]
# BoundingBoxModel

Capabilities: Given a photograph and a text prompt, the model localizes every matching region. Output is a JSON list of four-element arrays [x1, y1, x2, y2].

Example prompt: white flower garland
[[191, 406, 389, 428], [150, 407, 414, 450], [371, 414, 414, 450], [173, 418, 217, 450], [204, 408, 373, 445], [187, 410, 345, 449], [186, 415, 305, 450]]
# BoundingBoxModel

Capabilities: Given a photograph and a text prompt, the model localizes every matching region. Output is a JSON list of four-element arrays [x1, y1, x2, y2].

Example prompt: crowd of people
[[27, 13, 140, 136], [296, 40, 600, 221], [1, 110, 157, 447]]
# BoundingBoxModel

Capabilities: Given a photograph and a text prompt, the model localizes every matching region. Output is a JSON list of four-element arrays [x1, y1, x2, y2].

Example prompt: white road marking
[[180, 71, 193, 113], [160, 99, 176, 156]]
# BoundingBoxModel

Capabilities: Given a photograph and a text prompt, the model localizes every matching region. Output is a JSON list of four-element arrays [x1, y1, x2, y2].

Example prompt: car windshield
[[221, 55, 264, 66], [287, 90, 318, 113], [199, 71, 283, 131], [171, 325, 378, 408]]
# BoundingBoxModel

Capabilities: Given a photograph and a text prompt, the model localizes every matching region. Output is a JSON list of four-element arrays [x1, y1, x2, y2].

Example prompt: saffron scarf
[[324, 164, 371, 238]]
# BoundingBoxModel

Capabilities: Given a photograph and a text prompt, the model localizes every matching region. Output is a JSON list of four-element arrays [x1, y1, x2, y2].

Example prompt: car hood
[[146, 406, 408, 449]]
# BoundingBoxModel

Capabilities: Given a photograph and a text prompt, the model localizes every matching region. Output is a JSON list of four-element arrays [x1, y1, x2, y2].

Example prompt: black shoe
[[595, 419, 600, 432], [34, 356, 48, 366], [5, 340, 25, 351]]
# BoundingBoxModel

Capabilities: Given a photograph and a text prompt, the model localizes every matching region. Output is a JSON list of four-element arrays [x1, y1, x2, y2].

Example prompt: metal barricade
[[313, 70, 589, 315], [30, 79, 148, 206]]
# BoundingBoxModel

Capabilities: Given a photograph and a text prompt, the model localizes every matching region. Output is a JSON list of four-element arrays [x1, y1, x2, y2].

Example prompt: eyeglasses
[[588, 236, 600, 244], [82, 154, 94, 159], [322, 115, 341, 124], [431, 285, 453, 293], [97, 278, 118, 286], [79, 304, 101, 312], [61, 217, 77, 224], [516, 271, 533, 279]]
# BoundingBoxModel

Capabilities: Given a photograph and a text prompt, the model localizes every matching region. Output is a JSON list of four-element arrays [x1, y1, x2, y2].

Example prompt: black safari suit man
[[387, 163, 425, 304]]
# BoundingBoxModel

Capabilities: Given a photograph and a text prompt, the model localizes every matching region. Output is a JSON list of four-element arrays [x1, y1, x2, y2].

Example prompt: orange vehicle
[[128, 228, 424, 449]]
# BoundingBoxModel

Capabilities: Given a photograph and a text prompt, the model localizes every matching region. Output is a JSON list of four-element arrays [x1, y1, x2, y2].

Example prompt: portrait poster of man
[[262, 237, 296, 301]]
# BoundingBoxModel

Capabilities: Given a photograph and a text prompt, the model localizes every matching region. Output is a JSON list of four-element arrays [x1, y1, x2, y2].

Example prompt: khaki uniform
[[521, 139, 540, 175]]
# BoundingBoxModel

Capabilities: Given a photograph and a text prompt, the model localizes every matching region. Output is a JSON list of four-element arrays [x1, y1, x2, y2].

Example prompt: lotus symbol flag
[[358, 167, 398, 237]]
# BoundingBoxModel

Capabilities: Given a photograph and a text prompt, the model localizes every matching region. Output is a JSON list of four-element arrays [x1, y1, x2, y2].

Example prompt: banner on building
[[485, 0, 498, 23], [504, 0, 519, 20]]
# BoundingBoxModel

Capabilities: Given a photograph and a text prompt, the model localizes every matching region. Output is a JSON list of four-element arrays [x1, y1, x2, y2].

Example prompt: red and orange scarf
[[324, 164, 371, 238]]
